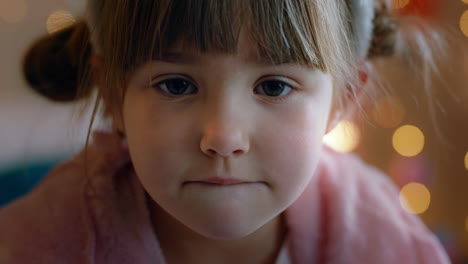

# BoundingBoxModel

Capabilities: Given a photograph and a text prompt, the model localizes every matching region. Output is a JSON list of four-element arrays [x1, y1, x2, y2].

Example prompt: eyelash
[[151, 76, 295, 102]]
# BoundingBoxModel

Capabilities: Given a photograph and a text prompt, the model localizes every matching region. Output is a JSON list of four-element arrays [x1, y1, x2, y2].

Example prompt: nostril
[[205, 148, 244, 157], [233, 149, 244, 155]]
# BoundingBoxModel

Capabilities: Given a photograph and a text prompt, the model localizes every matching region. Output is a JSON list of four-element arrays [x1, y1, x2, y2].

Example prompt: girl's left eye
[[254, 80, 293, 101], [152, 77, 197, 96]]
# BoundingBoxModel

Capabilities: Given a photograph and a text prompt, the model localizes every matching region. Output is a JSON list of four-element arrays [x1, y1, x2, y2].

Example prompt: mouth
[[184, 177, 259, 186]]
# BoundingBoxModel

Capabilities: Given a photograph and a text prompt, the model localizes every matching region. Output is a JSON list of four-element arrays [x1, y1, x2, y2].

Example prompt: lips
[[185, 176, 253, 185]]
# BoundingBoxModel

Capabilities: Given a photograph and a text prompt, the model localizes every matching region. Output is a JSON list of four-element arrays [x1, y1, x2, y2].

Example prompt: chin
[[191, 220, 262, 240], [181, 208, 277, 241]]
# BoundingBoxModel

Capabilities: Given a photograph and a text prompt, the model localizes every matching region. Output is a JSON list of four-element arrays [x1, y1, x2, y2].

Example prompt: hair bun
[[22, 21, 94, 102], [368, 3, 398, 58]]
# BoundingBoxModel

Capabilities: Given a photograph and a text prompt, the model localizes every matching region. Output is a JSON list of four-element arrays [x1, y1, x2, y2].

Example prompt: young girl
[[0, 0, 451, 263]]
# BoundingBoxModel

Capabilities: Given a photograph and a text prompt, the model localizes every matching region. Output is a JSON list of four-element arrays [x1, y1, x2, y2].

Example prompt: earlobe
[[348, 62, 370, 103], [341, 62, 371, 119]]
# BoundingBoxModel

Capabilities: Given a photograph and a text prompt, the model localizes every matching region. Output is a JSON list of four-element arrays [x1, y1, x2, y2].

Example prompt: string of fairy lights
[[0, 0, 467, 246]]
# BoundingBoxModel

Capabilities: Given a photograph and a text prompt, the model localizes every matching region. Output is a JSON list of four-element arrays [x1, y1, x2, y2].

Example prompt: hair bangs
[[246, 0, 325, 69], [108, 0, 326, 72]]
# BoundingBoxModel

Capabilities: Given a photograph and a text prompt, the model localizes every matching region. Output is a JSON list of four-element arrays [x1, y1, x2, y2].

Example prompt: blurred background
[[0, 0, 467, 262]]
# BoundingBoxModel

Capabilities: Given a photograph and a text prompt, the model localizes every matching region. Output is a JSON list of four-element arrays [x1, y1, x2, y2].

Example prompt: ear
[[325, 61, 370, 134]]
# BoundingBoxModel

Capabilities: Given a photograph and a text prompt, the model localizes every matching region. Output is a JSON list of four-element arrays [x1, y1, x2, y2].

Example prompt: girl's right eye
[[152, 77, 197, 97]]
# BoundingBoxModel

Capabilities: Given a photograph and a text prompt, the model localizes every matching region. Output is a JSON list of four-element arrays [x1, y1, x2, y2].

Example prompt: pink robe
[[0, 131, 450, 263]]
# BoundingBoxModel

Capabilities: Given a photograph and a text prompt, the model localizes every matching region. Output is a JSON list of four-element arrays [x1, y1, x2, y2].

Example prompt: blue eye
[[254, 80, 293, 99], [153, 77, 196, 96]]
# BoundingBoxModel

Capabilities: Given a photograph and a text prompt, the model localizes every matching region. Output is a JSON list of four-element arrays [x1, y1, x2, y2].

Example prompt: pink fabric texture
[[0, 131, 450, 263]]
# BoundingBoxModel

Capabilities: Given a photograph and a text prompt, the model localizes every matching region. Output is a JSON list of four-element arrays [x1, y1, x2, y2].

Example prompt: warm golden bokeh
[[393, 0, 411, 9], [46, 10, 76, 34], [464, 152, 468, 171], [399, 182, 431, 215], [323, 121, 360, 153], [461, 10, 468, 38], [466, 216, 468, 233], [0, 0, 28, 24], [392, 125, 425, 157]]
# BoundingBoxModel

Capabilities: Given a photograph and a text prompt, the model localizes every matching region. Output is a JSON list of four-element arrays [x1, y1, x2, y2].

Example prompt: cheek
[[122, 99, 191, 194], [256, 109, 327, 201]]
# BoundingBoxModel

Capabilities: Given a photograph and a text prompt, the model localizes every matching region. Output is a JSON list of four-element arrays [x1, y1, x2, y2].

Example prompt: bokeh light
[[323, 121, 360, 153], [461, 10, 468, 38], [466, 216, 468, 233], [0, 0, 28, 24], [372, 96, 405, 128], [393, 0, 411, 9], [392, 125, 425, 157], [464, 152, 468, 171], [399, 182, 431, 215], [463, 0, 468, 4], [46, 10, 76, 34]]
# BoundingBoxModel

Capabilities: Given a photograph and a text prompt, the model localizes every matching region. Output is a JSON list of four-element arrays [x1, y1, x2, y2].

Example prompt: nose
[[200, 109, 250, 158]]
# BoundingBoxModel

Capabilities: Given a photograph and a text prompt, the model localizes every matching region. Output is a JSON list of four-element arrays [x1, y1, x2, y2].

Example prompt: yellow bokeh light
[[46, 10, 76, 34], [393, 0, 410, 9], [372, 96, 405, 128], [464, 152, 468, 171], [0, 0, 28, 24], [461, 10, 468, 38], [323, 121, 360, 153], [466, 216, 468, 233], [399, 182, 431, 215], [463, 0, 468, 4], [392, 125, 425, 157]]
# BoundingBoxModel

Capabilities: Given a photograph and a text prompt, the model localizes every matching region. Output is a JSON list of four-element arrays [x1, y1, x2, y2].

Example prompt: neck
[[146, 194, 287, 264]]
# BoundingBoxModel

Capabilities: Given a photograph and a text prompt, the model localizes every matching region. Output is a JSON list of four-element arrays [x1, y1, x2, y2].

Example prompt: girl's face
[[120, 33, 335, 240]]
